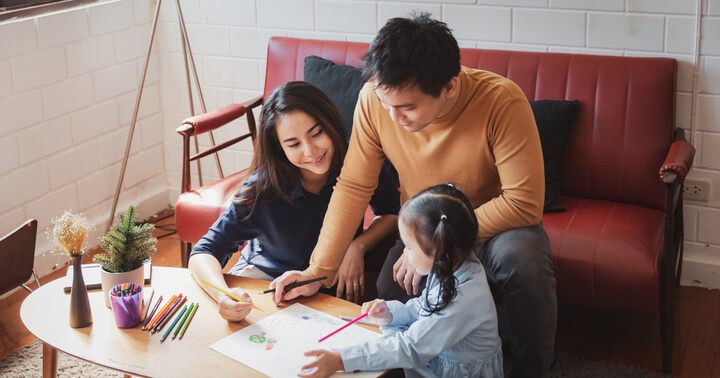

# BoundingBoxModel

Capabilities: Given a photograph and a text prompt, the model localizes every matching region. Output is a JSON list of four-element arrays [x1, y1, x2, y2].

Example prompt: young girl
[[189, 81, 400, 321], [300, 184, 503, 378]]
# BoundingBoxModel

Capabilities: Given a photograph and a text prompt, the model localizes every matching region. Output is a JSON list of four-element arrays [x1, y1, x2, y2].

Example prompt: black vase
[[69, 252, 93, 328]]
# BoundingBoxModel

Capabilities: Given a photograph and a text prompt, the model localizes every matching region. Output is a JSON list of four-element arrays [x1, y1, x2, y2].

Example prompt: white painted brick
[[42, 75, 94, 119], [0, 162, 49, 213], [700, 56, 720, 95], [89, 0, 134, 36], [676, 92, 692, 129], [0, 62, 11, 99], [700, 132, 720, 170], [683, 205, 699, 241], [0, 19, 37, 60], [197, 87, 233, 115], [478, 0, 545, 5], [26, 184, 79, 231], [12, 49, 66, 93], [133, 0, 153, 25], [97, 128, 138, 168], [0, 134, 19, 175], [378, 4, 442, 27], [444, 6, 512, 42], [160, 82, 192, 114], [0, 208, 27, 238], [77, 165, 121, 209], [48, 142, 99, 188], [235, 150, 253, 172], [286, 30, 345, 41], [698, 207, 720, 244], [71, 101, 119, 143], [201, 0, 255, 26], [37, 8, 89, 49], [667, 17, 696, 55], [124, 145, 164, 187], [701, 18, 720, 55], [515, 9, 585, 46], [0, 92, 44, 136], [257, 0, 314, 30], [136, 53, 161, 86], [588, 13, 665, 52], [711, 0, 720, 16], [66, 35, 115, 77], [203, 57, 260, 90], [114, 24, 152, 63], [117, 83, 160, 125], [176, 0, 202, 24], [140, 113, 164, 148], [93, 61, 138, 102], [163, 112, 187, 141], [159, 52, 189, 83], [164, 141, 182, 174], [697, 94, 720, 133], [157, 23, 181, 54], [230, 29, 279, 59], [185, 25, 231, 56], [551, 0, 623, 11], [18, 116, 73, 164], [317, 1, 377, 34], [628, 0, 696, 15]]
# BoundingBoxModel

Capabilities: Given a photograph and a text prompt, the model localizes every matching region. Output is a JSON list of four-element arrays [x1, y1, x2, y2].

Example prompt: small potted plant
[[94, 205, 157, 308], [51, 210, 93, 328]]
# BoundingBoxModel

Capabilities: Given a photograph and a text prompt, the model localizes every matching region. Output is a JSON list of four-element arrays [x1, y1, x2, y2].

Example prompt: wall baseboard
[[680, 242, 720, 290]]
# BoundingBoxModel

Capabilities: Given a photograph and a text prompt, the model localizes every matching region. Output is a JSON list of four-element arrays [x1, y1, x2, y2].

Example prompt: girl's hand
[[298, 350, 344, 378], [333, 242, 365, 304], [392, 249, 422, 296], [217, 287, 253, 322], [361, 299, 392, 326]]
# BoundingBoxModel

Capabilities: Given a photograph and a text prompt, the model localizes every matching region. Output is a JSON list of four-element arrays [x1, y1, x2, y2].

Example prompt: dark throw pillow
[[303, 55, 364, 140], [530, 99, 579, 213]]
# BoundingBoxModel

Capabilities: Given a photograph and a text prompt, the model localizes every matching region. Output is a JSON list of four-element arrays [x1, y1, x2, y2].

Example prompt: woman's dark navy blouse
[[189, 165, 400, 278]]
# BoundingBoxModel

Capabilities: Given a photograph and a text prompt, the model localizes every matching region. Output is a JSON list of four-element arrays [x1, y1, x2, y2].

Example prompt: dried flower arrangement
[[51, 211, 93, 257]]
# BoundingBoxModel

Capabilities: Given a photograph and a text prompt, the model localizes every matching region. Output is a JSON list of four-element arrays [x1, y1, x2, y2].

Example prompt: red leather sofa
[[175, 37, 695, 373]]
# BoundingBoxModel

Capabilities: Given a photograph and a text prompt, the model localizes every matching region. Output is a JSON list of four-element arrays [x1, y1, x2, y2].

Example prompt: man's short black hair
[[361, 12, 461, 97]]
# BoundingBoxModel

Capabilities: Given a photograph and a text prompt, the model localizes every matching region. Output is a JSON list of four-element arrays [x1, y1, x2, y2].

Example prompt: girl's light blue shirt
[[340, 258, 503, 377]]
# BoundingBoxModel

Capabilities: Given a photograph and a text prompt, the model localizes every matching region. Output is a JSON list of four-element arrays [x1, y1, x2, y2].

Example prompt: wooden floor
[[2, 209, 719, 377]]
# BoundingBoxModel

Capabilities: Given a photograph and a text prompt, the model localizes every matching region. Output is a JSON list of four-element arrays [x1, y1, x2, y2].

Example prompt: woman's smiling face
[[275, 109, 335, 180]]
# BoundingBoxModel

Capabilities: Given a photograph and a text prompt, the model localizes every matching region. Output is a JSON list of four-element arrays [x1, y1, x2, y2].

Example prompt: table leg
[[42, 342, 58, 378]]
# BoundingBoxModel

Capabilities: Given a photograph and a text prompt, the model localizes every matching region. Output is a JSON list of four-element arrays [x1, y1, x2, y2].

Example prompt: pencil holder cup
[[110, 284, 143, 328]]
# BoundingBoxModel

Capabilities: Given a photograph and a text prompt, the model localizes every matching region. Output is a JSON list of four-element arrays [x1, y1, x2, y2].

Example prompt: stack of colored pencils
[[141, 293, 199, 342]]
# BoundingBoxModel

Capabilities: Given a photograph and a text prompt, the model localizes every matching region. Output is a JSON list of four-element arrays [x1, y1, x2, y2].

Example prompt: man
[[272, 13, 556, 377]]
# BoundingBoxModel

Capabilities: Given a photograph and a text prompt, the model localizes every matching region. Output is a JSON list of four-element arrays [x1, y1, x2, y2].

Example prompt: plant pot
[[100, 265, 144, 308], [69, 252, 93, 328]]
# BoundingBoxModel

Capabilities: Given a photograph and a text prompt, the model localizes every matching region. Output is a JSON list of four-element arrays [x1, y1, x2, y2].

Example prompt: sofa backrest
[[264, 36, 677, 210]]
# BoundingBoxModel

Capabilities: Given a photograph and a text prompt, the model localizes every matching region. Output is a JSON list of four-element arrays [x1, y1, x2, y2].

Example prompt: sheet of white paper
[[210, 303, 383, 377]]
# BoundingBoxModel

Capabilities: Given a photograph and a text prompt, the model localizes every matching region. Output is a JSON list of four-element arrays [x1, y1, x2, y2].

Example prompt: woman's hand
[[298, 350, 344, 378], [270, 270, 323, 306], [333, 242, 365, 304], [392, 248, 421, 296], [217, 287, 253, 322], [361, 299, 392, 326]]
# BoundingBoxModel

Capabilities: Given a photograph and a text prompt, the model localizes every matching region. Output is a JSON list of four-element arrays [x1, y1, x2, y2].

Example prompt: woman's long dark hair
[[234, 81, 347, 214], [399, 184, 478, 315]]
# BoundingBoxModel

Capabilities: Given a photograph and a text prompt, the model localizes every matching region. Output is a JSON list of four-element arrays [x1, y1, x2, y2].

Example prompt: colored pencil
[[318, 313, 369, 343], [173, 303, 194, 340], [141, 288, 154, 321], [161, 305, 187, 342], [340, 315, 375, 325], [153, 296, 187, 334], [258, 276, 327, 294], [141, 294, 163, 330], [201, 280, 262, 312], [145, 294, 178, 331], [178, 303, 198, 340]]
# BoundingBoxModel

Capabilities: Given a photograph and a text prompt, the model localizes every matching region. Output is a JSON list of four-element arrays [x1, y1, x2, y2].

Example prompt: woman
[[189, 81, 400, 321]]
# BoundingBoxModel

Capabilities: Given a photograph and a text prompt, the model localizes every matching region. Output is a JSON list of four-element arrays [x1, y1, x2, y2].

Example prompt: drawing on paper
[[209, 303, 381, 377]]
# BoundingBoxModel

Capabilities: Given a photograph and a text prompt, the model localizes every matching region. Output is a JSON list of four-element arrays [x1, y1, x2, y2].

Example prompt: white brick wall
[[2, 0, 720, 287]]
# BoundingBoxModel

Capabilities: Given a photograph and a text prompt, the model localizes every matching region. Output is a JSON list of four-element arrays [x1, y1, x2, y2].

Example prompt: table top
[[20, 266, 376, 377]]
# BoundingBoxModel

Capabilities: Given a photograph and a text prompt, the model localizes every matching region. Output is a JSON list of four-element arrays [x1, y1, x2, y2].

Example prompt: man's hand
[[217, 287, 253, 322], [392, 249, 421, 296], [361, 299, 392, 326], [298, 350, 344, 378], [333, 243, 365, 304], [270, 270, 323, 306]]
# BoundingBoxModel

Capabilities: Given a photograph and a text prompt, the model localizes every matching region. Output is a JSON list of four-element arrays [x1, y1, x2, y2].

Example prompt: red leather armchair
[[175, 37, 694, 373]]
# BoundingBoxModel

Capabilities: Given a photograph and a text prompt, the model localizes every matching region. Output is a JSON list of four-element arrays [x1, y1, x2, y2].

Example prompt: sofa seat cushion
[[176, 169, 251, 244], [542, 196, 663, 317]]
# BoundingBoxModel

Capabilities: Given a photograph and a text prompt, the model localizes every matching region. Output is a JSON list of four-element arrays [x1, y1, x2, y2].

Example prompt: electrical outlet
[[683, 179, 711, 201]]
